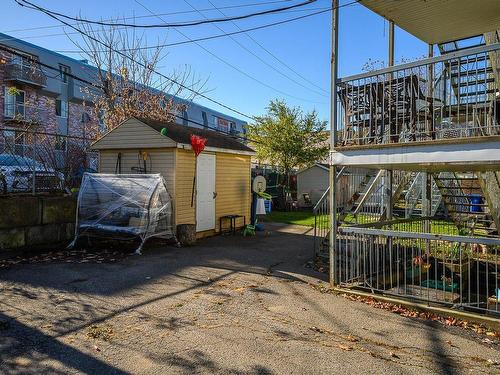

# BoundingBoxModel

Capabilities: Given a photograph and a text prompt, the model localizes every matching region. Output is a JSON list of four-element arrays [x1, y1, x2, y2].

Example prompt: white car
[[0, 154, 64, 193]]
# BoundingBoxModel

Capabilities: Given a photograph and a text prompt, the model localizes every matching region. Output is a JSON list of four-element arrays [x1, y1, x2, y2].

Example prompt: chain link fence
[[0, 127, 98, 194]]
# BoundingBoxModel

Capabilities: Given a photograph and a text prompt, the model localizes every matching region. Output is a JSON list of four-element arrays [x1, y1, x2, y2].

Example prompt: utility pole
[[329, 0, 339, 287]]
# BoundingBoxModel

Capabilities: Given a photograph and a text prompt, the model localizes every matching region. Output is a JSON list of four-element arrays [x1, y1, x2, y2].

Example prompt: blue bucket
[[469, 194, 483, 213], [264, 199, 272, 214]]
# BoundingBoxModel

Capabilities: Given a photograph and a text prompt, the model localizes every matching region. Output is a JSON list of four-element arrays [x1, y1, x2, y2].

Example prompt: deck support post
[[388, 21, 394, 67], [385, 170, 393, 221], [329, 0, 339, 287], [427, 44, 435, 139], [384, 23, 394, 222], [422, 173, 432, 254]]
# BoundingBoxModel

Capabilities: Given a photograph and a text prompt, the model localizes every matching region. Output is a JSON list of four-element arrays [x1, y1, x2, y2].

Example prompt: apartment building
[[315, 0, 500, 316], [0, 32, 247, 154]]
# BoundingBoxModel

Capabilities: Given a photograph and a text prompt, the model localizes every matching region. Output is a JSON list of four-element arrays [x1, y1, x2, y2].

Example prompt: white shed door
[[196, 153, 216, 232]]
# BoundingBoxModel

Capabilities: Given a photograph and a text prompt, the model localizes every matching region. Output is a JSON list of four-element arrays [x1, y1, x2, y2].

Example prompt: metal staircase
[[313, 169, 418, 258], [404, 173, 443, 218], [432, 172, 497, 235], [437, 35, 499, 138], [338, 170, 378, 222]]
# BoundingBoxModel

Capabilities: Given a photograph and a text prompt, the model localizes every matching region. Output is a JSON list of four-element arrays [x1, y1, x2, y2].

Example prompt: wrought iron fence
[[0, 127, 97, 194], [336, 218, 500, 315], [336, 43, 500, 146]]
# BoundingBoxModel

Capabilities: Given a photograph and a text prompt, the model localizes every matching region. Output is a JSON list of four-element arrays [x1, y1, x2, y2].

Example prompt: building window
[[59, 64, 70, 83], [215, 116, 230, 132], [81, 112, 91, 123], [229, 122, 237, 134], [4, 87, 25, 118], [10, 51, 36, 67], [55, 99, 68, 118], [98, 109, 106, 130], [202, 111, 208, 127], [55, 135, 67, 151]]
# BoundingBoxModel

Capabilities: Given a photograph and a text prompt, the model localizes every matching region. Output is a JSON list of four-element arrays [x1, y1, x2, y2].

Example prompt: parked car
[[0, 153, 64, 193]]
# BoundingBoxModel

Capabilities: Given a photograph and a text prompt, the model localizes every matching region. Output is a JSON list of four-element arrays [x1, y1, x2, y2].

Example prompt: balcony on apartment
[[4, 58, 47, 88], [331, 0, 500, 171], [337, 41, 500, 146], [3, 102, 48, 125]]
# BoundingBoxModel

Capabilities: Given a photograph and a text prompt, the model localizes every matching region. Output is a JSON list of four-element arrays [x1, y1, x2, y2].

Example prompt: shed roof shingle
[[135, 117, 254, 153]]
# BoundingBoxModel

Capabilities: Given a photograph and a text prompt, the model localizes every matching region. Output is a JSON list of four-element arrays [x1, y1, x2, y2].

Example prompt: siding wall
[[215, 152, 251, 232], [98, 149, 176, 203], [175, 149, 197, 226], [176, 149, 251, 233], [93, 118, 176, 149], [98, 147, 251, 236]]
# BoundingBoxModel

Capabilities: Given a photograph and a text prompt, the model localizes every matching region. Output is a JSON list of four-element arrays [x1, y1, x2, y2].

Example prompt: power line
[[181, 0, 328, 98], [133, 0, 326, 104], [0, 43, 256, 144], [205, 0, 329, 95], [16, 0, 317, 29], [45, 8, 333, 54], [3, 0, 295, 34], [0, 5, 331, 45], [11, 0, 361, 119], [15, 0, 257, 120]]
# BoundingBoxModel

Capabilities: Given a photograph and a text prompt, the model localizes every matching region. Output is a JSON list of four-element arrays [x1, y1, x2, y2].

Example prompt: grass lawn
[[262, 210, 464, 236], [262, 210, 328, 228]]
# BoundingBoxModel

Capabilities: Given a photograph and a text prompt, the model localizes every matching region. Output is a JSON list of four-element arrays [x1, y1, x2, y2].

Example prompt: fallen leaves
[[0, 248, 128, 268], [197, 323, 224, 329], [445, 340, 457, 348], [308, 281, 500, 340], [86, 324, 114, 341], [337, 344, 353, 351], [335, 292, 500, 340], [345, 335, 359, 342], [309, 326, 332, 335]]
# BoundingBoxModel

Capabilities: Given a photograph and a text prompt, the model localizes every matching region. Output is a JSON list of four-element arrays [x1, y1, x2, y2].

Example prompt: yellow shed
[[92, 117, 255, 238]]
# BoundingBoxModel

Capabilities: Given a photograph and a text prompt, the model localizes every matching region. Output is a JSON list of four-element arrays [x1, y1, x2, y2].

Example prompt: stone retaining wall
[[0, 195, 76, 250]]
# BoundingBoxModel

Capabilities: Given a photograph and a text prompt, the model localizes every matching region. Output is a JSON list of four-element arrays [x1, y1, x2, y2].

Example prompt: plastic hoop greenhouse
[[69, 173, 178, 254]]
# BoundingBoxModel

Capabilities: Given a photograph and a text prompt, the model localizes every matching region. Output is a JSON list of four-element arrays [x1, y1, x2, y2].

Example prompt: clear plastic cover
[[70, 173, 176, 253]]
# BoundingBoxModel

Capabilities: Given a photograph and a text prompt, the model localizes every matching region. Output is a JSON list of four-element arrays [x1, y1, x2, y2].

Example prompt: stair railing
[[430, 177, 442, 216], [313, 167, 346, 257], [405, 172, 423, 218]]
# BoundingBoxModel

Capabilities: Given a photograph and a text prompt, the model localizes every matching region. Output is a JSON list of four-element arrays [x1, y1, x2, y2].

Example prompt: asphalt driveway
[[0, 223, 498, 374]]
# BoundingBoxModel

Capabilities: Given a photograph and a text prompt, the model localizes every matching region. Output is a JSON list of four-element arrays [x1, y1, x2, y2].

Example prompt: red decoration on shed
[[190, 134, 207, 157], [189, 134, 207, 207]]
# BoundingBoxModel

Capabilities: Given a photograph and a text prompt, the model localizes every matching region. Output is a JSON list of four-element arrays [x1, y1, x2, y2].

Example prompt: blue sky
[[1, 0, 429, 125]]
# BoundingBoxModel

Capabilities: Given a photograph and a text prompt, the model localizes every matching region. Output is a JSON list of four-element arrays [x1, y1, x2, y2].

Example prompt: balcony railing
[[3, 103, 48, 125], [336, 43, 500, 147], [335, 218, 500, 315], [4, 61, 47, 87]]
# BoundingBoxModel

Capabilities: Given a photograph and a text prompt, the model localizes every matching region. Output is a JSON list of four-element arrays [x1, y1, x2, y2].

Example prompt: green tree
[[247, 99, 329, 190]]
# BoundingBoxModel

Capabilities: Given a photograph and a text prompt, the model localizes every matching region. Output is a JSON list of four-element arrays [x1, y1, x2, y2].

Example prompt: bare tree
[[68, 21, 209, 131]]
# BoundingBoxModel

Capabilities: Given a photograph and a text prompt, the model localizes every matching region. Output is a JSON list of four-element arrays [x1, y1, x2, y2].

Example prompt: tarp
[[70, 173, 177, 254]]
